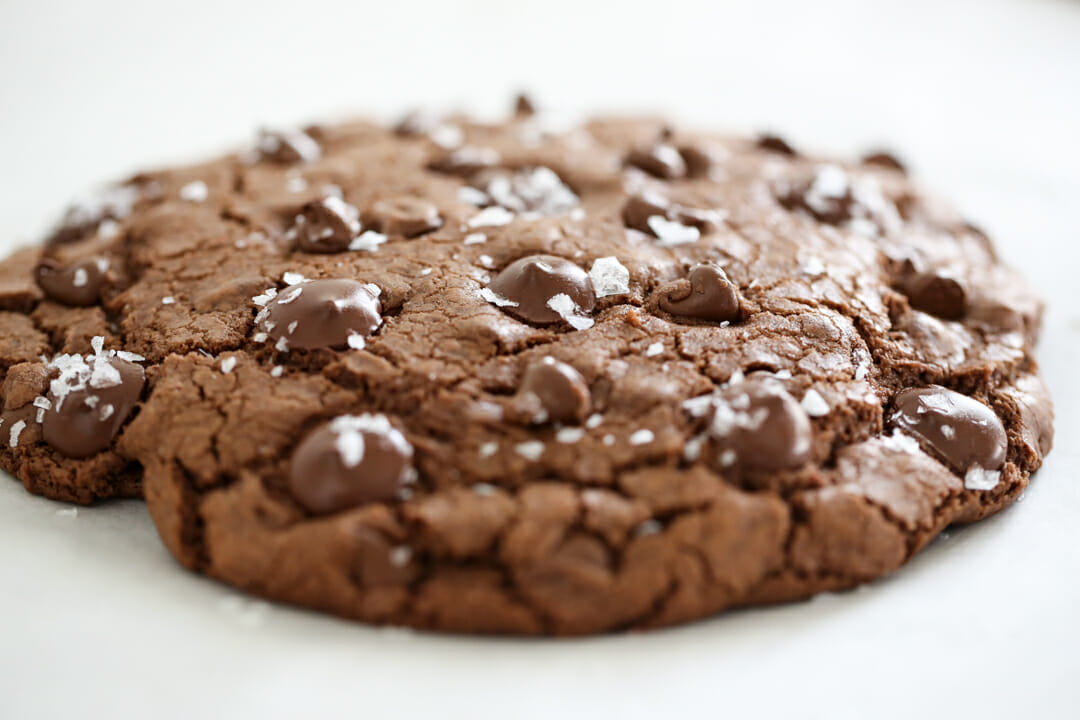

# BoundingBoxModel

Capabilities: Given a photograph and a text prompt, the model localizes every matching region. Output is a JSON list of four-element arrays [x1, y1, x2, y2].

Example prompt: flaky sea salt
[[479, 287, 518, 308], [964, 466, 1001, 491], [515, 440, 545, 461], [179, 180, 209, 203], [648, 216, 700, 247], [479, 441, 498, 458], [800, 389, 830, 417], [349, 230, 387, 252], [629, 429, 655, 446], [220, 356, 237, 374], [463, 232, 487, 245], [468, 206, 515, 228], [546, 293, 594, 330], [555, 427, 586, 444], [588, 256, 630, 298], [645, 342, 664, 357]]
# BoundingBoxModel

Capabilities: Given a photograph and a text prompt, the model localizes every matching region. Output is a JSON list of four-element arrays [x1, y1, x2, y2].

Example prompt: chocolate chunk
[[896, 270, 967, 320], [756, 133, 798, 156], [621, 192, 671, 233], [34, 257, 108, 307], [678, 144, 714, 178], [861, 151, 907, 173], [514, 93, 537, 117], [486, 255, 596, 325], [658, 264, 741, 323], [625, 143, 687, 179], [42, 355, 145, 458], [365, 196, 442, 238], [889, 386, 1007, 473], [516, 357, 590, 425], [255, 279, 381, 351], [289, 414, 414, 514], [292, 197, 361, 253], [706, 379, 812, 471], [428, 147, 501, 176], [257, 128, 321, 164]]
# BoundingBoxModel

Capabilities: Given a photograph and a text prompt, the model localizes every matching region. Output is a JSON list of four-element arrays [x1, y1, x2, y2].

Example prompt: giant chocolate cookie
[[0, 100, 1054, 633]]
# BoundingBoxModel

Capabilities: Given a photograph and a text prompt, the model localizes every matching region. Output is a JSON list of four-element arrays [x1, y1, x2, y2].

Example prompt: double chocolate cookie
[[0, 99, 1054, 634]]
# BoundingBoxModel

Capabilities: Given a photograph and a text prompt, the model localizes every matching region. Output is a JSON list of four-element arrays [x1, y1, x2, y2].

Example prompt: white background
[[1, 1, 1078, 718]]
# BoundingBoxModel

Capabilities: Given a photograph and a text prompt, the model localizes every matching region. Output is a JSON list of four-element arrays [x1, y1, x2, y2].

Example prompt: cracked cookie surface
[[0, 102, 1054, 634]]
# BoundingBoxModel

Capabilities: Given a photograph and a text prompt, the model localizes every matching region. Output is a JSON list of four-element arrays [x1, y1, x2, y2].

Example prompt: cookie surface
[[0, 101, 1054, 634]]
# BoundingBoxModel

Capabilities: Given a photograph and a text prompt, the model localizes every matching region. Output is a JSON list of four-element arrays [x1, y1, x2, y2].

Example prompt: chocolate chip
[[514, 93, 537, 117], [257, 128, 321, 164], [861, 151, 907, 173], [486, 255, 596, 325], [678, 145, 714, 178], [255, 279, 381, 351], [35, 257, 108, 307], [292, 197, 361, 253], [289, 414, 414, 514], [365, 196, 442, 238], [625, 143, 687, 179], [706, 379, 812, 471], [42, 356, 145, 458], [896, 270, 967, 320], [778, 166, 858, 225], [621, 193, 671, 234], [756, 133, 798, 156], [516, 357, 590, 424], [428, 147, 501, 176], [658, 264, 741, 323], [889, 386, 1007, 473]]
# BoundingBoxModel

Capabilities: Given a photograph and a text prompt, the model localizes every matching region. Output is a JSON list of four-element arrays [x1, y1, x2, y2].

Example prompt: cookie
[[0, 99, 1054, 634]]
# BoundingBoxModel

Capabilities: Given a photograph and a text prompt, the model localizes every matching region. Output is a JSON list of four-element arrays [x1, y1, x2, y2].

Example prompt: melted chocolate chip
[[35, 257, 108, 306], [889, 386, 1007, 473], [256, 279, 381, 351], [658, 264, 741, 323], [861, 151, 907, 173], [486, 255, 596, 325], [625, 144, 687, 179], [756, 134, 798, 156], [293, 197, 361, 253], [365, 197, 442, 237], [42, 356, 145, 458], [257, 128, 321, 164], [707, 379, 812, 471], [516, 357, 590, 424], [896, 270, 967, 320], [289, 414, 414, 514]]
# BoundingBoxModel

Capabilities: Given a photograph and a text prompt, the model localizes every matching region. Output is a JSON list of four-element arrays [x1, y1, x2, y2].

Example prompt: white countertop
[[1, 1, 1078, 717]]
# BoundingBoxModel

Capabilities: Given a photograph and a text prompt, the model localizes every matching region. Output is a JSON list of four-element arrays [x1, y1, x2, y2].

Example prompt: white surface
[[1, 1, 1079, 718]]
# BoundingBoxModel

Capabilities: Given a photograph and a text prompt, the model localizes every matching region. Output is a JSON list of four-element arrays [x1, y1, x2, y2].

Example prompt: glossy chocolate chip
[[516, 357, 590, 424], [861, 151, 907, 173], [486, 255, 596, 325], [293, 197, 361, 253], [621, 192, 671, 233], [658, 264, 741, 323], [256, 279, 381, 351], [778, 166, 857, 225], [257, 128, 321, 164], [756, 134, 798, 156], [42, 355, 145, 458], [35, 257, 108, 306], [707, 379, 812, 471], [625, 143, 687, 179], [365, 196, 442, 237], [889, 386, 1007, 473], [897, 271, 967, 320], [289, 414, 414, 514]]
